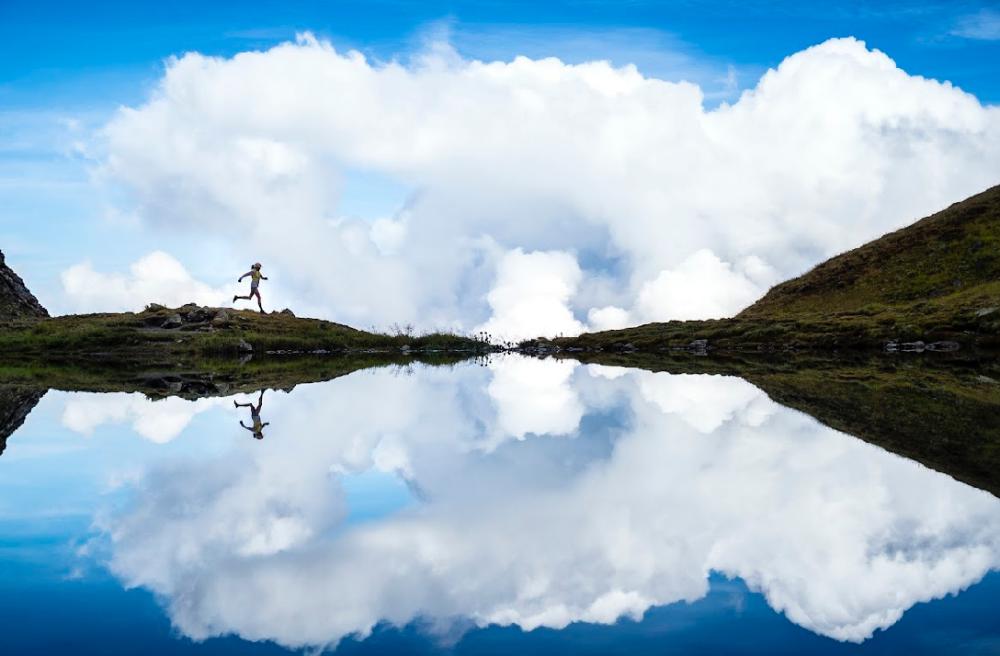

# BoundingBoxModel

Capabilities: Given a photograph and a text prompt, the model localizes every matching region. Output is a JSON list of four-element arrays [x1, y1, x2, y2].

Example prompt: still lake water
[[1, 356, 998, 654]]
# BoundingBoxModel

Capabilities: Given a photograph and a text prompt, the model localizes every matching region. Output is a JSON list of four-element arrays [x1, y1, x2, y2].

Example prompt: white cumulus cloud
[[475, 249, 586, 341], [88, 34, 1000, 335], [635, 249, 776, 322], [61, 251, 234, 312]]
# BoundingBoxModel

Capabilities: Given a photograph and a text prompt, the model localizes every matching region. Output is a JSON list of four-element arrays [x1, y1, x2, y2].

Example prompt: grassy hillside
[[0, 304, 490, 357], [542, 185, 1000, 353], [740, 184, 1000, 319]]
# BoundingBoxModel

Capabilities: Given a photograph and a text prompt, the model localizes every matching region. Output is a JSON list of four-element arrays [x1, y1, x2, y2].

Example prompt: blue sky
[[1, 0, 999, 324], [4, 0, 999, 110]]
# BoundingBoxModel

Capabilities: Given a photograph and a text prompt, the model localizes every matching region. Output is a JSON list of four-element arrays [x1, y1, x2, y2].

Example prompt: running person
[[234, 262, 268, 313], [235, 390, 269, 440]]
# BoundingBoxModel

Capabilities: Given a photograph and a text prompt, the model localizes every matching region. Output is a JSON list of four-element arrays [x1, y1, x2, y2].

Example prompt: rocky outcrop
[[0, 251, 48, 319], [0, 386, 45, 457], [143, 304, 230, 331]]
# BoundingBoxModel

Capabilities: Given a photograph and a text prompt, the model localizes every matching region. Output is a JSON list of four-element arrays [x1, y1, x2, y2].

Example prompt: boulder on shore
[[161, 314, 184, 329], [211, 309, 230, 327]]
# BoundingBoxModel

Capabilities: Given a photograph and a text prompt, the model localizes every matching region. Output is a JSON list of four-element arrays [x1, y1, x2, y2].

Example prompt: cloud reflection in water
[[94, 358, 1000, 649]]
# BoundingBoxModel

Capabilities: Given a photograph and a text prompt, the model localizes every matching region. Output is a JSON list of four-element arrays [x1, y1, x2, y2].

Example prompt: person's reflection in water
[[234, 391, 270, 440]]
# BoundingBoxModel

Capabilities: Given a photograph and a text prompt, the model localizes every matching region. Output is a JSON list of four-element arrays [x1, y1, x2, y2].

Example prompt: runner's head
[[252, 262, 262, 270]]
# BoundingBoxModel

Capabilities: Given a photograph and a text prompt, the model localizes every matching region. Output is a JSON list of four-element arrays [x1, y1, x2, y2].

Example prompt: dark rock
[[0, 386, 45, 457], [280, 308, 295, 317], [0, 250, 48, 319], [184, 307, 213, 323], [161, 314, 184, 329], [145, 303, 166, 312], [211, 309, 230, 327], [926, 341, 961, 352]]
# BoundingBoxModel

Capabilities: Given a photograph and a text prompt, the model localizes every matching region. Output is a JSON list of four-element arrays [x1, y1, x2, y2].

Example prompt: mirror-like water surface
[[1, 356, 998, 654]]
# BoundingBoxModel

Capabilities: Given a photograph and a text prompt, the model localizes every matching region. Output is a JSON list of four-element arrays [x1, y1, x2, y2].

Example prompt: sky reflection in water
[[0, 356, 998, 654]]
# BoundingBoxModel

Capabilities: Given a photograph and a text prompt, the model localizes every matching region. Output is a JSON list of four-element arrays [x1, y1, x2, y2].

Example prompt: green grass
[[0, 305, 493, 358]]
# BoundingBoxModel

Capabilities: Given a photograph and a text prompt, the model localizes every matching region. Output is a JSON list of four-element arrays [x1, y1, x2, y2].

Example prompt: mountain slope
[[0, 251, 48, 320], [542, 185, 1000, 353], [740, 184, 1000, 319]]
